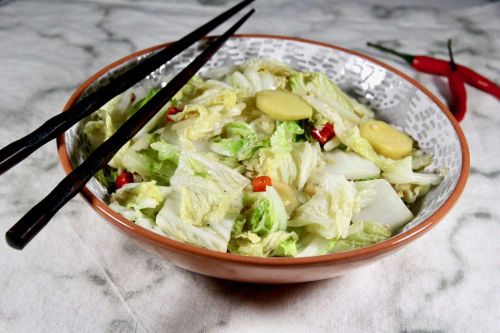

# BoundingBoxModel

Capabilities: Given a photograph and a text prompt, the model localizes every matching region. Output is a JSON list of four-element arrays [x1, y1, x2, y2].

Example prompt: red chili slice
[[311, 123, 335, 145], [115, 171, 134, 189], [253, 176, 272, 192], [166, 106, 181, 122]]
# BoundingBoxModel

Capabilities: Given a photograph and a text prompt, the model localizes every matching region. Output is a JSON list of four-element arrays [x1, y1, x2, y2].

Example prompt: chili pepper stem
[[366, 42, 414, 65], [447, 39, 457, 71], [446, 38, 467, 122]]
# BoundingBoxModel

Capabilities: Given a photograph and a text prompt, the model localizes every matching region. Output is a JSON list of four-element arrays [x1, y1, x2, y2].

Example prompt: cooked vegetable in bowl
[[60, 35, 468, 282], [82, 58, 443, 258]]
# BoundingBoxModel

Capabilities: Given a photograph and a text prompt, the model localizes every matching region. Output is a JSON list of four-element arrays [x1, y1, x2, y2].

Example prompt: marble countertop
[[1, 0, 499, 332]]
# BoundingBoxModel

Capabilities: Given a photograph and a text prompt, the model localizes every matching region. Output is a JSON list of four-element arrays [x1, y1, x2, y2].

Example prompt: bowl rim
[[57, 34, 469, 266]]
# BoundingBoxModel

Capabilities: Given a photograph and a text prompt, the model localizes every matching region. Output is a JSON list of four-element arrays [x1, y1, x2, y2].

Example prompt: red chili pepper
[[448, 72, 467, 121], [166, 106, 181, 122], [367, 42, 450, 75], [253, 176, 272, 192], [447, 40, 467, 122], [116, 171, 134, 189], [367, 42, 500, 99], [311, 123, 335, 145], [456, 66, 500, 99]]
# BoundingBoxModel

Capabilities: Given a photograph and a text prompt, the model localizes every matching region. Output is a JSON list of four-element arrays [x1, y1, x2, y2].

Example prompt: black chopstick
[[5, 9, 255, 250], [0, 0, 254, 176]]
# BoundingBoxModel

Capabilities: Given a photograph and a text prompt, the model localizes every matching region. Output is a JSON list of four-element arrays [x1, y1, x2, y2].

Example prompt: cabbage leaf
[[228, 230, 298, 257], [243, 186, 288, 236], [289, 174, 359, 239], [108, 133, 179, 185], [209, 121, 258, 160], [156, 191, 235, 252], [297, 221, 392, 256], [109, 181, 171, 235], [170, 152, 250, 227]]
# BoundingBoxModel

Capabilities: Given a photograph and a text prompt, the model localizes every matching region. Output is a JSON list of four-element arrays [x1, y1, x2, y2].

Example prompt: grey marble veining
[[0, 0, 499, 332]]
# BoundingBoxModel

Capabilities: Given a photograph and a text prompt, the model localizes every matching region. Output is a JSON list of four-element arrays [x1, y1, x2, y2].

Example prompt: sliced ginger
[[360, 120, 413, 160], [255, 89, 312, 121]]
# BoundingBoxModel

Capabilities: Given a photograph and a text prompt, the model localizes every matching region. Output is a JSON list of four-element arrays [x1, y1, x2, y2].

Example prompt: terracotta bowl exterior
[[57, 35, 469, 283]]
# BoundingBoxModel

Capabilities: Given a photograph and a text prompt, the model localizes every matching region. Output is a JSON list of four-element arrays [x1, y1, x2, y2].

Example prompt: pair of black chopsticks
[[2, 0, 255, 250]]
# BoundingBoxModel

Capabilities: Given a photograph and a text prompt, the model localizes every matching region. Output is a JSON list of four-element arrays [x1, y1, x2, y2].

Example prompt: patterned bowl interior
[[65, 36, 462, 236]]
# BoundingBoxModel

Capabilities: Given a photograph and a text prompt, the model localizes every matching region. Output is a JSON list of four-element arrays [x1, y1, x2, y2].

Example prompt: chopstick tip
[[5, 230, 25, 250]]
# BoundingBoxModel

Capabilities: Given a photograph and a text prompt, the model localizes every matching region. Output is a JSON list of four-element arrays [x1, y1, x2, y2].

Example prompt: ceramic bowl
[[57, 35, 469, 283]]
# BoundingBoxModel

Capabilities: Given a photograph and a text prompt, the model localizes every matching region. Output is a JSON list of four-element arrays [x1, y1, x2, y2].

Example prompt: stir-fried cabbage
[[228, 230, 299, 257], [248, 122, 322, 190], [170, 152, 250, 227], [209, 121, 258, 160], [156, 191, 236, 252], [323, 149, 380, 180], [305, 99, 442, 187], [109, 181, 170, 234], [289, 72, 374, 122], [353, 179, 413, 230], [289, 174, 362, 239], [243, 185, 288, 236], [84, 58, 443, 257], [297, 221, 392, 257], [108, 133, 179, 185]]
